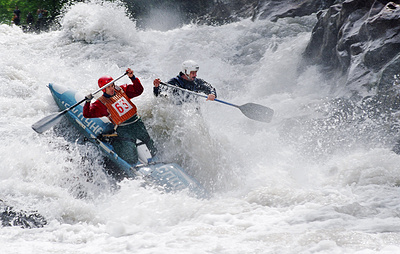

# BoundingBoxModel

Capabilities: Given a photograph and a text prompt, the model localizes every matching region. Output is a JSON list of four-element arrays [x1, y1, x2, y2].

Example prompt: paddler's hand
[[126, 68, 134, 78], [153, 78, 161, 88], [206, 94, 215, 101], [85, 93, 93, 102]]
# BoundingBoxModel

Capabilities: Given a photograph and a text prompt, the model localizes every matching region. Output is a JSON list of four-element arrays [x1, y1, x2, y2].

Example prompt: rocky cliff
[[207, 0, 400, 118], [303, 0, 400, 112]]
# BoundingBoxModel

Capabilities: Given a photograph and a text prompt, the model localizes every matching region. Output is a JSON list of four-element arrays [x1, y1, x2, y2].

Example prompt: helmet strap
[[184, 72, 190, 80]]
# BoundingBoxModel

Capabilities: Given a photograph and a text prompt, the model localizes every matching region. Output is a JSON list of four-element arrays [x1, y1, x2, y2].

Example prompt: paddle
[[32, 72, 128, 134], [159, 81, 274, 123]]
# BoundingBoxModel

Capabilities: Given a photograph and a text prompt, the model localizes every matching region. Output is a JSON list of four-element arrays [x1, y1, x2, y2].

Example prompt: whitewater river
[[2, 1, 400, 253]]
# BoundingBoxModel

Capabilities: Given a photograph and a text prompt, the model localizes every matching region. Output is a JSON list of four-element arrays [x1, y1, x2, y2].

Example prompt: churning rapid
[[2, 1, 400, 253]]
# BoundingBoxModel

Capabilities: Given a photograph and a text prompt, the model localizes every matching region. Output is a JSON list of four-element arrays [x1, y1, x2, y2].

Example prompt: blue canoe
[[48, 83, 208, 199]]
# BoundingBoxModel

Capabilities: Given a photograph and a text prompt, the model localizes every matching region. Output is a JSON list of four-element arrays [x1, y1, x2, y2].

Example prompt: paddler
[[153, 60, 217, 104], [83, 68, 157, 165]]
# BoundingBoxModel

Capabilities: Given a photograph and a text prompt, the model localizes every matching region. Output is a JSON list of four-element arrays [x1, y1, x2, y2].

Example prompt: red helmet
[[98, 75, 113, 91]]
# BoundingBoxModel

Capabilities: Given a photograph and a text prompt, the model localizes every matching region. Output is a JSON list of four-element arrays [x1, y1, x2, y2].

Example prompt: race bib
[[111, 97, 133, 116]]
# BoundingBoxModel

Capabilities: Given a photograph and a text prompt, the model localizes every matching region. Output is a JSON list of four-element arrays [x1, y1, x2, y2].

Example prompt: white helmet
[[181, 60, 199, 75]]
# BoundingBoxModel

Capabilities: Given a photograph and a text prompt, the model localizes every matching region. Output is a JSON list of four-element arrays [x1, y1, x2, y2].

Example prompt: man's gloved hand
[[85, 93, 93, 102]]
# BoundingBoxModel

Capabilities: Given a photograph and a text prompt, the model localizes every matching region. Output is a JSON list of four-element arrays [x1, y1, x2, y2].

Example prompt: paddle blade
[[31, 112, 64, 134], [238, 103, 274, 123]]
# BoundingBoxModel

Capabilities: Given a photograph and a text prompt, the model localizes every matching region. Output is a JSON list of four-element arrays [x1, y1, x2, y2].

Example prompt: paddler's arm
[[196, 78, 217, 101], [153, 78, 177, 97], [83, 100, 108, 118], [121, 68, 144, 98], [153, 78, 161, 97]]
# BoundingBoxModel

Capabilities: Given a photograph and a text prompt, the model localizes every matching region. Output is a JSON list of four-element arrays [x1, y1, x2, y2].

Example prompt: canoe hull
[[48, 83, 208, 198]]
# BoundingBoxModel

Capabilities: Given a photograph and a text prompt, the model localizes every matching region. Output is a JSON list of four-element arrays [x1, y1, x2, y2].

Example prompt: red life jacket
[[98, 86, 137, 125]]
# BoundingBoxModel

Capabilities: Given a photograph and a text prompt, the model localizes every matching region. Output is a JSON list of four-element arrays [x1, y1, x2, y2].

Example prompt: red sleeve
[[83, 100, 109, 118], [120, 77, 144, 98]]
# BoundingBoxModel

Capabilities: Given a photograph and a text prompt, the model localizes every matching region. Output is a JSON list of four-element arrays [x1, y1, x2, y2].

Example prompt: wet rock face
[[257, 0, 337, 21], [201, 0, 338, 24], [207, 1, 400, 102], [303, 0, 400, 97], [0, 200, 47, 229]]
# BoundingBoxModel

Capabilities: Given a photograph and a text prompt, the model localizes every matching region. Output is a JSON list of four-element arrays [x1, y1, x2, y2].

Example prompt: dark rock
[[0, 200, 47, 229], [303, 0, 400, 112], [258, 0, 338, 22], [197, 0, 339, 25]]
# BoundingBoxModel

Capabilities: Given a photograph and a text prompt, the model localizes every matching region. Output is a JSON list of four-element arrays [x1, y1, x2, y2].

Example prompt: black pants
[[113, 116, 157, 165]]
